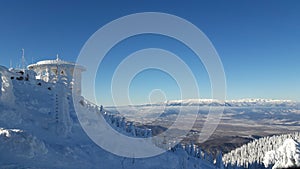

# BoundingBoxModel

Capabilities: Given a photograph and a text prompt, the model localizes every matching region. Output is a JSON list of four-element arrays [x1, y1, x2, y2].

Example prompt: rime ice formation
[[223, 132, 300, 169], [0, 66, 15, 105], [264, 139, 300, 169]]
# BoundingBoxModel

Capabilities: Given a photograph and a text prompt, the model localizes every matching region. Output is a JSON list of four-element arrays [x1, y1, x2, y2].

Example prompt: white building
[[27, 57, 86, 95]]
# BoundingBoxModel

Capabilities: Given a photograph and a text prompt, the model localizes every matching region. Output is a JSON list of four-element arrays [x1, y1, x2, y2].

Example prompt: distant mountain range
[[134, 98, 298, 107]]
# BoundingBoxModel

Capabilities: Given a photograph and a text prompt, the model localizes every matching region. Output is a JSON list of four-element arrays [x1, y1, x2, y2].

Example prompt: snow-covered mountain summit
[[2, 58, 298, 169], [0, 61, 219, 169]]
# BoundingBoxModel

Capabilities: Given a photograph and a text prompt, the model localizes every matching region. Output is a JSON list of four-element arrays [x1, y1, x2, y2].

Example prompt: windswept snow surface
[[0, 68, 218, 169]]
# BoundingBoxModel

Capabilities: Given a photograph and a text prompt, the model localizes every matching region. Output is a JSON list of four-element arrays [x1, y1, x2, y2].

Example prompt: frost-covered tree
[[223, 132, 300, 169], [263, 138, 300, 169]]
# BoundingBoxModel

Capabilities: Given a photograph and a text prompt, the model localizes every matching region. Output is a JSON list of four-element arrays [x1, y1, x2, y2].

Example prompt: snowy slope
[[0, 67, 219, 169]]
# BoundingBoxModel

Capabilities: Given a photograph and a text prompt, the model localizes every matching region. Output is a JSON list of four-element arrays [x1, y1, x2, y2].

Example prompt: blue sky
[[0, 1, 299, 105]]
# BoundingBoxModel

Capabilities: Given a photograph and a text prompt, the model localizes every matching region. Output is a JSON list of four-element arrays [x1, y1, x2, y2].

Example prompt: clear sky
[[0, 0, 299, 105]]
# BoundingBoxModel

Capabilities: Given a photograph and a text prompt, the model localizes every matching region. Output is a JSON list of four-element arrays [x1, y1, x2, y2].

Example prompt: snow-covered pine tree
[[223, 132, 300, 169]]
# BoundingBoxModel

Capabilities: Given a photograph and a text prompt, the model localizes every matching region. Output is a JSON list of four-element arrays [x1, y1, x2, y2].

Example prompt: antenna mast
[[10, 59, 12, 69], [21, 48, 26, 70]]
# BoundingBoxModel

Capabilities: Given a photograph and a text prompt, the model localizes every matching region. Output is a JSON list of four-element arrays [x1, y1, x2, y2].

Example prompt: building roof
[[27, 59, 86, 71]]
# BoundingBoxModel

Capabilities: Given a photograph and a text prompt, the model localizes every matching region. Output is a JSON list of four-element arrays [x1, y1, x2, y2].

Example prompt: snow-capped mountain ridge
[[166, 98, 295, 104], [133, 98, 298, 108]]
